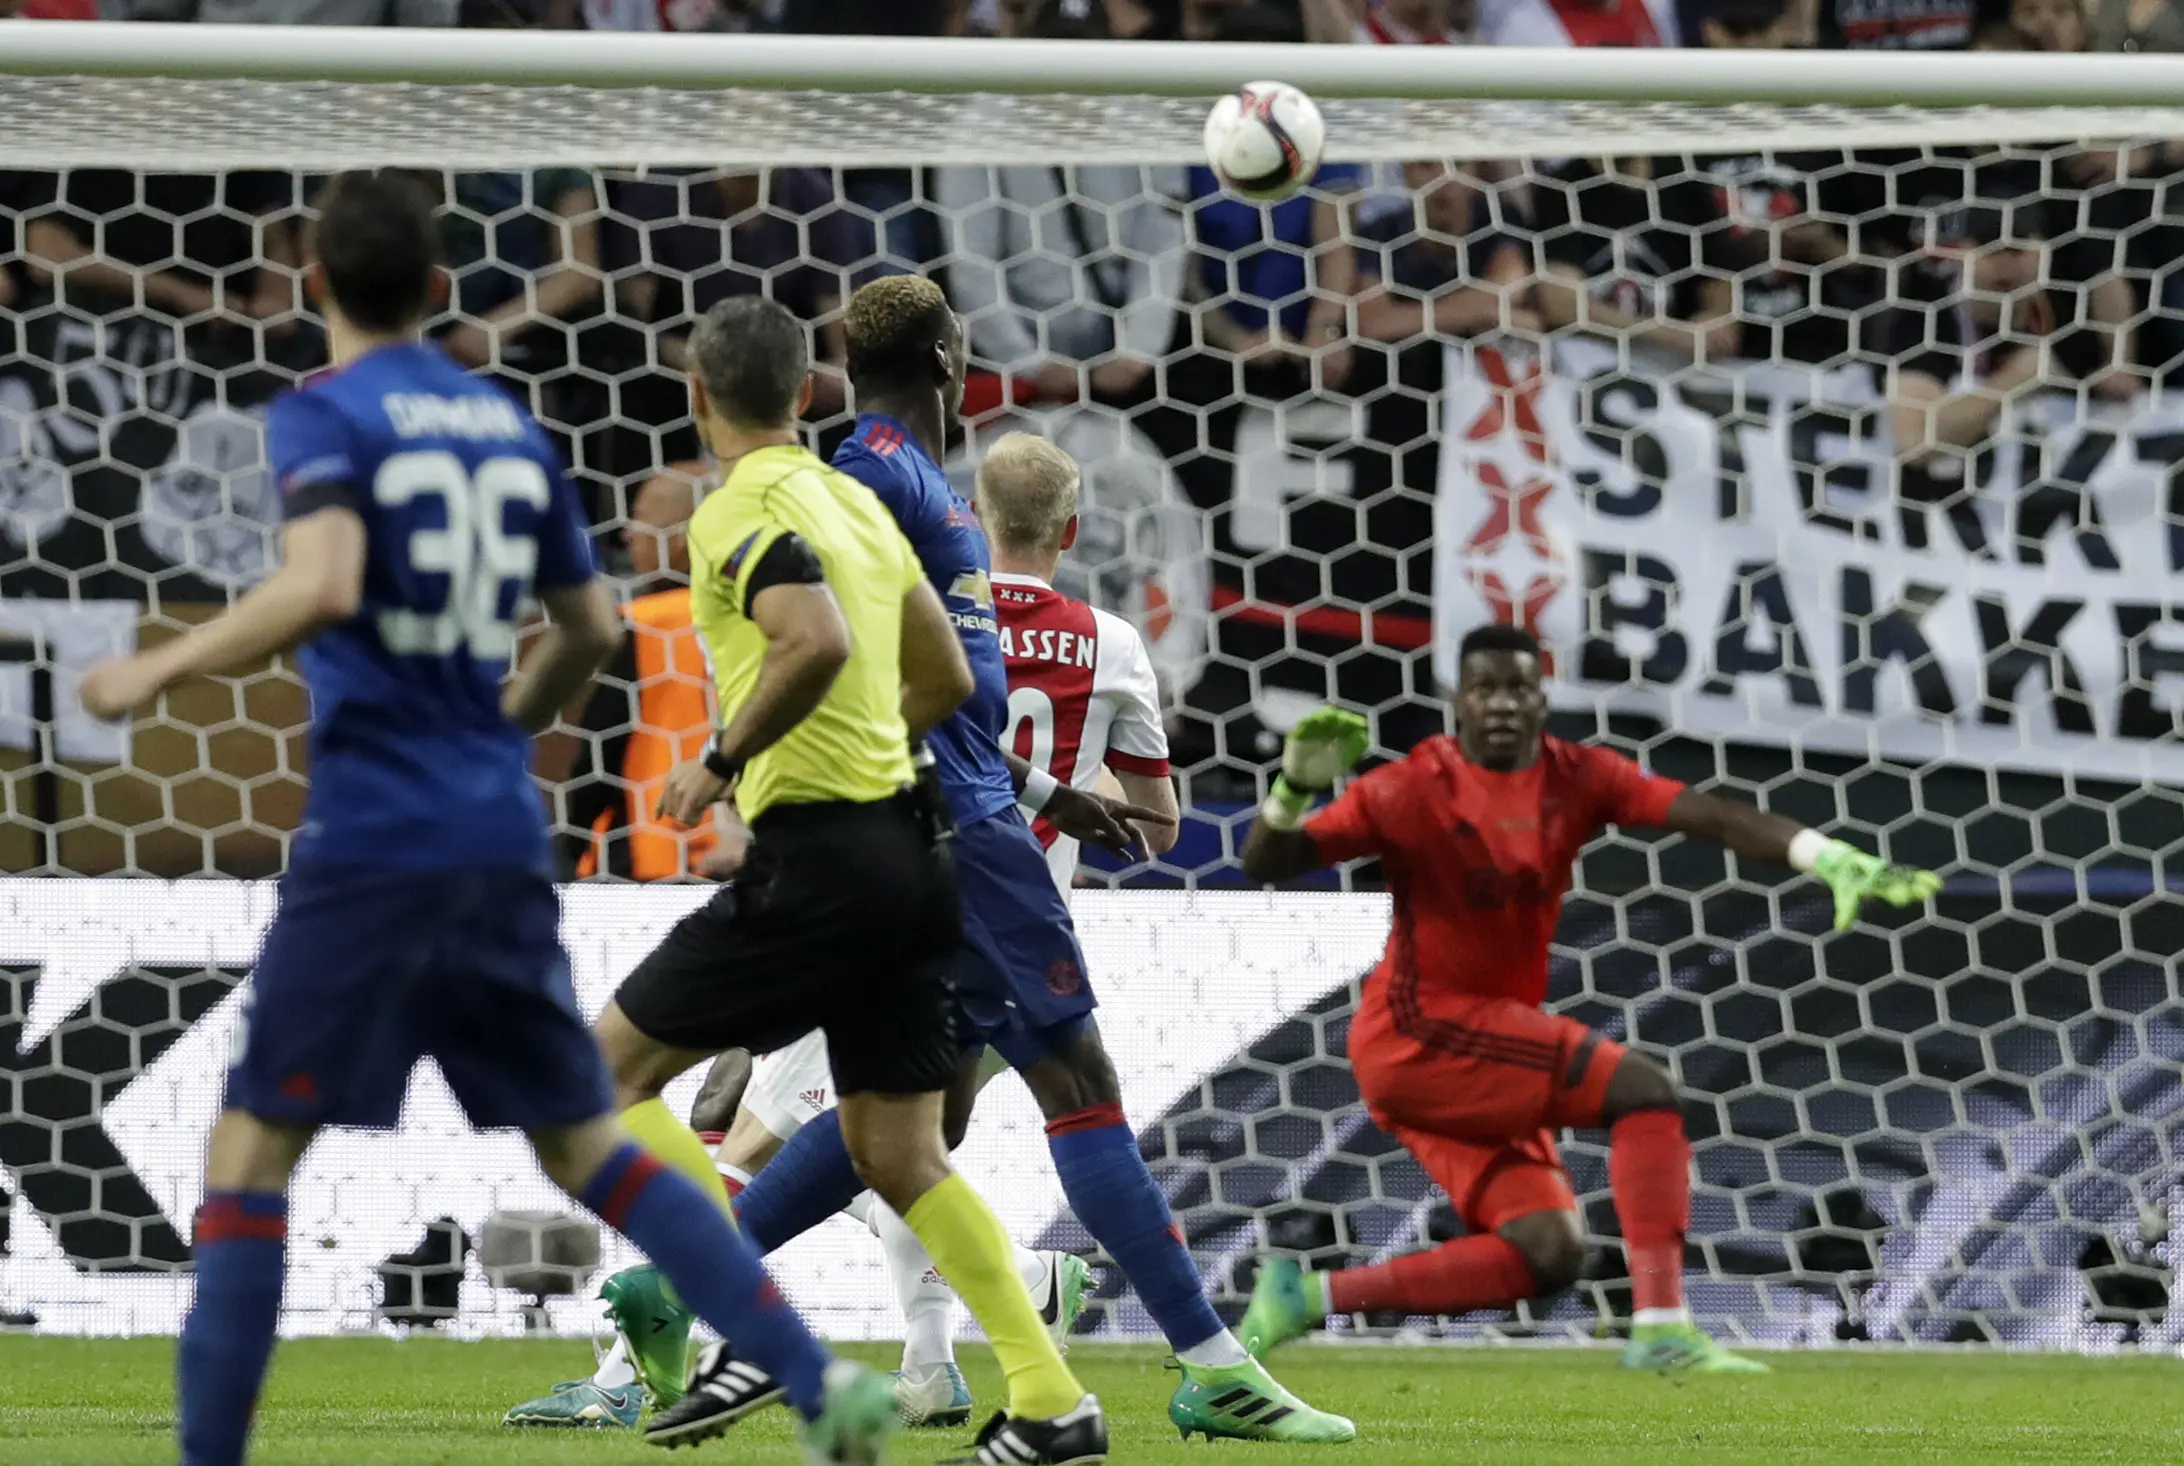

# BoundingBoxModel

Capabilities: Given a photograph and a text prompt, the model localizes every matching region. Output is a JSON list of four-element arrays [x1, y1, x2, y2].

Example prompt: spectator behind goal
[[1667, 0, 1872, 373], [103, 0, 452, 21], [1870, 169, 2132, 559], [1813, 0, 1972, 48], [553, 463, 725, 882], [1355, 0, 1466, 42], [1475, 0, 1672, 47], [937, 0, 1187, 412], [1354, 161, 1529, 349], [435, 168, 602, 378], [605, 167, 858, 445], [18, 170, 297, 330], [1182, 5, 1361, 397], [1529, 156, 1734, 366]]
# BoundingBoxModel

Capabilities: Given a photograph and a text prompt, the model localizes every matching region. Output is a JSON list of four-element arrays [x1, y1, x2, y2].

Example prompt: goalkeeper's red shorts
[[1348, 986, 1625, 1233]]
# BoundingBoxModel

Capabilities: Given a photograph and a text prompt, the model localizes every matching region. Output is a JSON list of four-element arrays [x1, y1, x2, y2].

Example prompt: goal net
[[3, 28, 2182, 1350]]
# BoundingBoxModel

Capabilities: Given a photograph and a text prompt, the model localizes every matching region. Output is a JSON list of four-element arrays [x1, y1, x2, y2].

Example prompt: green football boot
[[1620, 1320, 1770, 1374], [1237, 1256, 1324, 1359], [1042, 1251, 1094, 1347], [800, 1359, 900, 1465], [602, 1264, 696, 1407], [502, 1378, 644, 1428], [1169, 1355, 1356, 1443]]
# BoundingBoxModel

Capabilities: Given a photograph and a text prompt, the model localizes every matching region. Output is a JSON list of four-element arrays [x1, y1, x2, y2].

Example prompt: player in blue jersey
[[662, 275, 1356, 1452], [75, 172, 900, 1466]]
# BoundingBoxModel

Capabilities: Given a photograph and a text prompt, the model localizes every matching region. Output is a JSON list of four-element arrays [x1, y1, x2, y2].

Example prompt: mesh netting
[[2, 69, 2180, 1345]]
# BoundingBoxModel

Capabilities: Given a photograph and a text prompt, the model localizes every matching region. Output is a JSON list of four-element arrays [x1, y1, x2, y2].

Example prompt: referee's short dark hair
[[691, 296, 811, 429], [315, 170, 441, 335], [1459, 622, 1542, 664], [844, 275, 955, 392]]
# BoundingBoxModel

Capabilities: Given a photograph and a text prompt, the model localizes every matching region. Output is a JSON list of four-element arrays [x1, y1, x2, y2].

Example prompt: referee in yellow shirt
[[591, 297, 1101, 1460]]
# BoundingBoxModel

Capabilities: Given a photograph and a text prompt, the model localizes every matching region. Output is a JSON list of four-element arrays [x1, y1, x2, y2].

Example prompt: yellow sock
[[904, 1173, 1082, 1420], [621, 1097, 735, 1220]]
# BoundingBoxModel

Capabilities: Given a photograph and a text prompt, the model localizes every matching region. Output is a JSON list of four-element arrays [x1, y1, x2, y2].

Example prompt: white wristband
[[1787, 827, 1830, 874], [1020, 766, 1061, 816]]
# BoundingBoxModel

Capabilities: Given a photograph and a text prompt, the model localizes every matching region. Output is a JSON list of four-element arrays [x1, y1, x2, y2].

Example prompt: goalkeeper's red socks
[[178, 1190, 288, 1466], [1317, 1109, 1693, 1322], [1610, 1107, 1692, 1316], [1323, 1233, 1537, 1316]]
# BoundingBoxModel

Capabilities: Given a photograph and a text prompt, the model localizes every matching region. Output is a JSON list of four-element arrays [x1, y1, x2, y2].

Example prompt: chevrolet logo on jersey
[[948, 570, 999, 636], [949, 570, 994, 608]]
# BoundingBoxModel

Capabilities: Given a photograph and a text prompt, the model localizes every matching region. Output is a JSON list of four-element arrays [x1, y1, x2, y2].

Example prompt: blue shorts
[[950, 812, 1096, 1070], [226, 864, 612, 1132]]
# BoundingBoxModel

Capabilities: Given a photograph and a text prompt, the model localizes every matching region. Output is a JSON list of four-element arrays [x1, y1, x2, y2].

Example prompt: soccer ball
[[1202, 81, 1326, 204]]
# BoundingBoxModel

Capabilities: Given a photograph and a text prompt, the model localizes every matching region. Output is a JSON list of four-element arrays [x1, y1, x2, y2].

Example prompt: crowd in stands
[[4, 0, 2182, 872], [7, 0, 2177, 51], [5, 0, 2172, 490]]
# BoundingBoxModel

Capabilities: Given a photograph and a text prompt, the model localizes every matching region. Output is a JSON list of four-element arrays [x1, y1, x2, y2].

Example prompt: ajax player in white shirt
[[519, 437, 1179, 1430], [992, 444, 1179, 899]]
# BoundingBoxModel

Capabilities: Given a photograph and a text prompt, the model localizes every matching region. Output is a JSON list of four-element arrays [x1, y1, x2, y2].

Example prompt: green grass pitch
[[4, 1335, 2180, 1464]]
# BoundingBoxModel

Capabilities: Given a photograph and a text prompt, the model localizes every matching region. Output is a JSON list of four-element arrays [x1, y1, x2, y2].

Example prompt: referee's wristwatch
[[702, 730, 747, 785]]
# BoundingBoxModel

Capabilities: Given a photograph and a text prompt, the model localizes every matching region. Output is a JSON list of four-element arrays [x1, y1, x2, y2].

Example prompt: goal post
[[2, 31, 2181, 1350], [11, 27, 2184, 163]]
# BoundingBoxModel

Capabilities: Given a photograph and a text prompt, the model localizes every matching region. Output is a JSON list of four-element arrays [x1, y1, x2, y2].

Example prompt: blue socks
[[1048, 1103, 1226, 1353], [581, 1142, 831, 1418], [731, 1108, 864, 1255], [177, 1191, 288, 1466]]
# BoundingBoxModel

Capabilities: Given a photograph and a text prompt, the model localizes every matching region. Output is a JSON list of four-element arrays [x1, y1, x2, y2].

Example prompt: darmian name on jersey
[[382, 392, 527, 442], [1000, 625, 1097, 669]]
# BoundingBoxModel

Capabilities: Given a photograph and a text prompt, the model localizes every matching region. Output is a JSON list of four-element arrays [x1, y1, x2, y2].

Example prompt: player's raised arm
[[1661, 790, 1942, 933], [79, 507, 366, 720], [899, 577, 975, 739], [1240, 707, 1371, 883]]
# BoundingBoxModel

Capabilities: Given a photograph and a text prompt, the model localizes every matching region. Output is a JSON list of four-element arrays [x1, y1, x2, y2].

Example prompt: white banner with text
[[1435, 341, 2184, 783]]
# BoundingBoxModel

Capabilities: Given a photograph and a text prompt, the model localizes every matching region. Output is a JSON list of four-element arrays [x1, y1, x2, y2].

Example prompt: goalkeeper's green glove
[[1799, 833, 1942, 933], [1262, 707, 1370, 830]]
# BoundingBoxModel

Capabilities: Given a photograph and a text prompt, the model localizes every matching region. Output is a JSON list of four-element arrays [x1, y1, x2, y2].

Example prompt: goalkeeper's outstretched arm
[[1660, 789, 1804, 864], [1241, 812, 1325, 885], [1241, 707, 1371, 885], [1662, 790, 1942, 933]]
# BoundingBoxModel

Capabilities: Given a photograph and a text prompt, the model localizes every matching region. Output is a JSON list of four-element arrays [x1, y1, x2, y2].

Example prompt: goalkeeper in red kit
[[1237, 624, 1940, 1372]]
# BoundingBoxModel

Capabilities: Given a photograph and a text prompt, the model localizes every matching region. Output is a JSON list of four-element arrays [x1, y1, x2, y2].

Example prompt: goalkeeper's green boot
[[1620, 1320, 1769, 1374], [600, 1263, 695, 1407], [1169, 1355, 1356, 1443], [1238, 1255, 1322, 1359]]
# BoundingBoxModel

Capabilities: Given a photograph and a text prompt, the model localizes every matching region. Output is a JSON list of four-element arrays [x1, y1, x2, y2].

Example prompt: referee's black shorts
[[611, 789, 962, 1097]]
